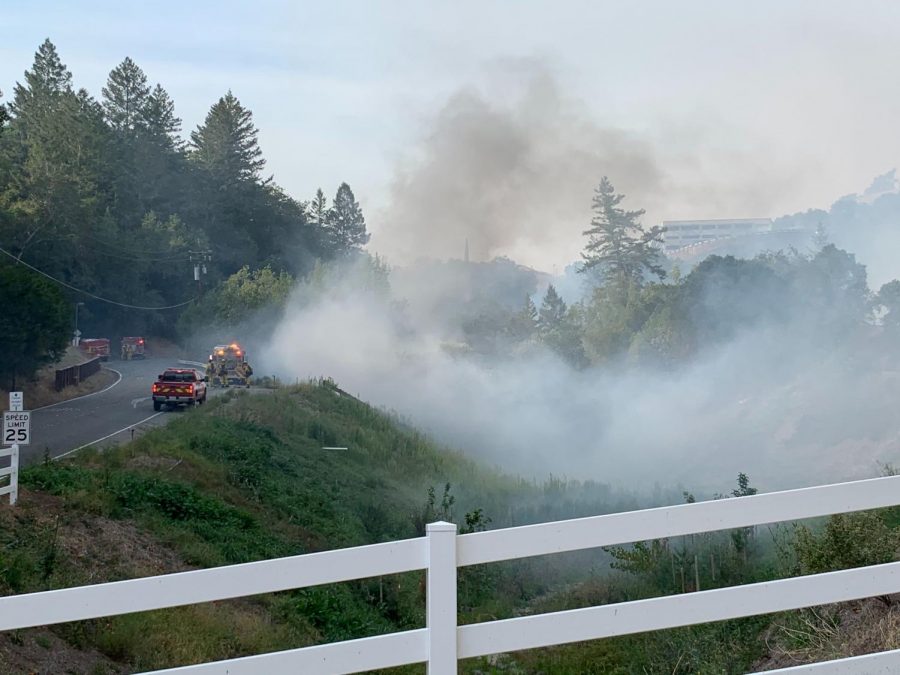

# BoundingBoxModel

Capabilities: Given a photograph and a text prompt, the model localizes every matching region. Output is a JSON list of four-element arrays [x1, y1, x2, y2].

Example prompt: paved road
[[24, 357, 203, 466]]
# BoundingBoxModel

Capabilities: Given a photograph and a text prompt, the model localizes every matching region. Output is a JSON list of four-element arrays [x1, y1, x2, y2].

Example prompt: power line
[[0, 246, 197, 310], [78, 234, 194, 261], [87, 247, 192, 263], [80, 232, 191, 258]]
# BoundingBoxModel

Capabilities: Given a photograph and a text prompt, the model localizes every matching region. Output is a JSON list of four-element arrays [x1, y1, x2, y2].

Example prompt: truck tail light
[[187, 384, 194, 395], [152, 383, 160, 394]]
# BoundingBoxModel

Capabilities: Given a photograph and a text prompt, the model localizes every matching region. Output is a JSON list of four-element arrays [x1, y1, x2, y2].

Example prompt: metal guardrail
[[54, 357, 101, 391], [2, 475, 900, 673]]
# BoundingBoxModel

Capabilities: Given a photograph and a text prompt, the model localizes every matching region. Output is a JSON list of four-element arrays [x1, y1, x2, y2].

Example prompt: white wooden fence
[[2, 475, 900, 673], [0, 444, 18, 505]]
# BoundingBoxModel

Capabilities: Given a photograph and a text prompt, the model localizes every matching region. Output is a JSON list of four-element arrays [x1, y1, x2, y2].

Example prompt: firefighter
[[216, 361, 228, 388], [237, 360, 253, 387], [205, 357, 215, 385], [121, 342, 127, 360]]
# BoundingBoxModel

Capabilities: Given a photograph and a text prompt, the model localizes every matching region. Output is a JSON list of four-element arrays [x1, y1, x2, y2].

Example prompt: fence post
[[426, 521, 457, 674], [10, 443, 18, 506]]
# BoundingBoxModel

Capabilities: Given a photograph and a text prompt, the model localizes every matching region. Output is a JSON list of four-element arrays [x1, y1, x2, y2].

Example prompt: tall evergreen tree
[[9, 39, 73, 123], [580, 177, 665, 287], [310, 187, 328, 226], [2, 42, 109, 260], [190, 91, 264, 186], [102, 57, 150, 133], [328, 182, 369, 253], [508, 294, 538, 342], [538, 284, 567, 332], [142, 84, 182, 148]]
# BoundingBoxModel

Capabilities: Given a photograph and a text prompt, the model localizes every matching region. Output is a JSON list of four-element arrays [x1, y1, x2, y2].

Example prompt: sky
[[3, 1, 900, 269]]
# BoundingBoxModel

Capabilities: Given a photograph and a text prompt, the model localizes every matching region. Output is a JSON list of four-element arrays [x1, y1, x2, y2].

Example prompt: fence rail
[[0, 445, 17, 505], [2, 475, 900, 673], [54, 356, 102, 391]]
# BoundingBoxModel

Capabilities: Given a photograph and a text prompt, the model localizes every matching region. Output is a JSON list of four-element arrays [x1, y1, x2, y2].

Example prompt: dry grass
[[756, 597, 900, 670], [0, 348, 117, 409], [0, 487, 311, 673]]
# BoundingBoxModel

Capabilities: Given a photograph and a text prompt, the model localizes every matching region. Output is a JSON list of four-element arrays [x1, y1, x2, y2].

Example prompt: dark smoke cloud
[[373, 63, 662, 268], [371, 61, 807, 271]]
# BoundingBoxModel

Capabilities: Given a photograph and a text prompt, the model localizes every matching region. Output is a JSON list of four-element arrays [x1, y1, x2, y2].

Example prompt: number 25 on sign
[[3, 411, 30, 446]]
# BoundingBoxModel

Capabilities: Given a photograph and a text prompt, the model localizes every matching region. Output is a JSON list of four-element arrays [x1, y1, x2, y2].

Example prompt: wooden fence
[[54, 357, 101, 391]]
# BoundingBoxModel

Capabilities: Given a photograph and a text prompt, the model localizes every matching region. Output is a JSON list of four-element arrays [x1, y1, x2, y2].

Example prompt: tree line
[[0, 39, 371, 384], [458, 175, 898, 370]]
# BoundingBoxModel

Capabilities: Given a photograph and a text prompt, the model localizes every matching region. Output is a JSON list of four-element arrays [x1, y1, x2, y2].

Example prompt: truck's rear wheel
[[153, 400, 161, 412]]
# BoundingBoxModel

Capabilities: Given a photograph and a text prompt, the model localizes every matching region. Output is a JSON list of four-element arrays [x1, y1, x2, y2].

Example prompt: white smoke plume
[[259, 65, 900, 496], [259, 256, 900, 495]]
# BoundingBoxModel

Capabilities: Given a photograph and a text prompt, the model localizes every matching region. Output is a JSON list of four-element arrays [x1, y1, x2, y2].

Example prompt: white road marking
[[131, 396, 151, 408], [54, 411, 166, 460], [34, 367, 124, 411]]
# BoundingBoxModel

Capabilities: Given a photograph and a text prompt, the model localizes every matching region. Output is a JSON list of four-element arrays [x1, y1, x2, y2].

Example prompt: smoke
[[370, 61, 808, 272], [258, 65, 900, 496], [259, 256, 900, 495], [372, 65, 658, 268]]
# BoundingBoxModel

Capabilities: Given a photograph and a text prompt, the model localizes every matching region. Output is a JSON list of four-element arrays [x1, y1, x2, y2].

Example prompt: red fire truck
[[79, 338, 110, 362], [121, 336, 146, 359]]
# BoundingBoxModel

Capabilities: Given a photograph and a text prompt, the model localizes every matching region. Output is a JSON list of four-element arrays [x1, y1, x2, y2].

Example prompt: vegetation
[[580, 176, 666, 287], [0, 263, 69, 388], [0, 381, 894, 673], [0, 382, 643, 672], [0, 39, 370, 349]]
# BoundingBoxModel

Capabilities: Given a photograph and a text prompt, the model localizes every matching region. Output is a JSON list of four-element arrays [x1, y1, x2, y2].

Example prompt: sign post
[[2, 392, 26, 505]]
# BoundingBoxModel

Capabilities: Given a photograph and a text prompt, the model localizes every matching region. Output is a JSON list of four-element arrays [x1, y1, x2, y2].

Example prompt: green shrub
[[794, 511, 898, 574]]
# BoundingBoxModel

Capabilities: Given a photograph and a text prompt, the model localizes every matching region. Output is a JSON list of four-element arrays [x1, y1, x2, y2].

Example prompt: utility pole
[[73, 301, 84, 346], [189, 249, 212, 298]]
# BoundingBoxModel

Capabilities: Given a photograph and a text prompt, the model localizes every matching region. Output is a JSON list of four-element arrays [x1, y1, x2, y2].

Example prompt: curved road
[[24, 357, 203, 467]]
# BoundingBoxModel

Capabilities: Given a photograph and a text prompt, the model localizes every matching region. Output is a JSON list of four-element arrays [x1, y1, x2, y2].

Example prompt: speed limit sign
[[3, 411, 30, 446]]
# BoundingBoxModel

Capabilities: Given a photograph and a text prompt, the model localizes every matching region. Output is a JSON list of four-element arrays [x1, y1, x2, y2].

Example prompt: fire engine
[[210, 343, 253, 387], [121, 336, 146, 359], [79, 338, 110, 362]]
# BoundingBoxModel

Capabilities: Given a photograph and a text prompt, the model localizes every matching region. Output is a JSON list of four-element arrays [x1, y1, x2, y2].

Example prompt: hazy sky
[[3, 1, 900, 268]]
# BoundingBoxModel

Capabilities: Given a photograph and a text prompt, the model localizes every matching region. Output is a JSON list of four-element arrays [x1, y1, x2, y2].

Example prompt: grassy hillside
[[0, 381, 640, 673], [1, 380, 897, 674]]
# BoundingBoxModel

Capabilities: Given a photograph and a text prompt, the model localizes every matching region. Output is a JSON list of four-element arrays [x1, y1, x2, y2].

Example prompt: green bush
[[794, 512, 899, 574]]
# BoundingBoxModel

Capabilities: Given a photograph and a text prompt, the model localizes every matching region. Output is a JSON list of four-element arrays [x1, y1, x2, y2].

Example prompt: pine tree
[[102, 57, 150, 133], [10, 39, 73, 120], [142, 84, 182, 148], [538, 284, 567, 332], [328, 182, 370, 253], [190, 91, 264, 185], [508, 295, 538, 342], [310, 187, 329, 226], [3, 42, 109, 260], [580, 177, 665, 287]]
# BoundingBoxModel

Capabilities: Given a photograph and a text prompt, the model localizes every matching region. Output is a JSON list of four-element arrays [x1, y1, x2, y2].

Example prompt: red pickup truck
[[152, 369, 208, 411]]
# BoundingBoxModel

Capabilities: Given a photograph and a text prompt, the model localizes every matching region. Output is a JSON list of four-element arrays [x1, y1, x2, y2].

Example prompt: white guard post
[[10, 443, 18, 505], [0, 443, 18, 506], [426, 521, 457, 674]]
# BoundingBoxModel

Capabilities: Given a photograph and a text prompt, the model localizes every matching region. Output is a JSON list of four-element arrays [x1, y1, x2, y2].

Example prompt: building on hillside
[[661, 218, 773, 252]]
